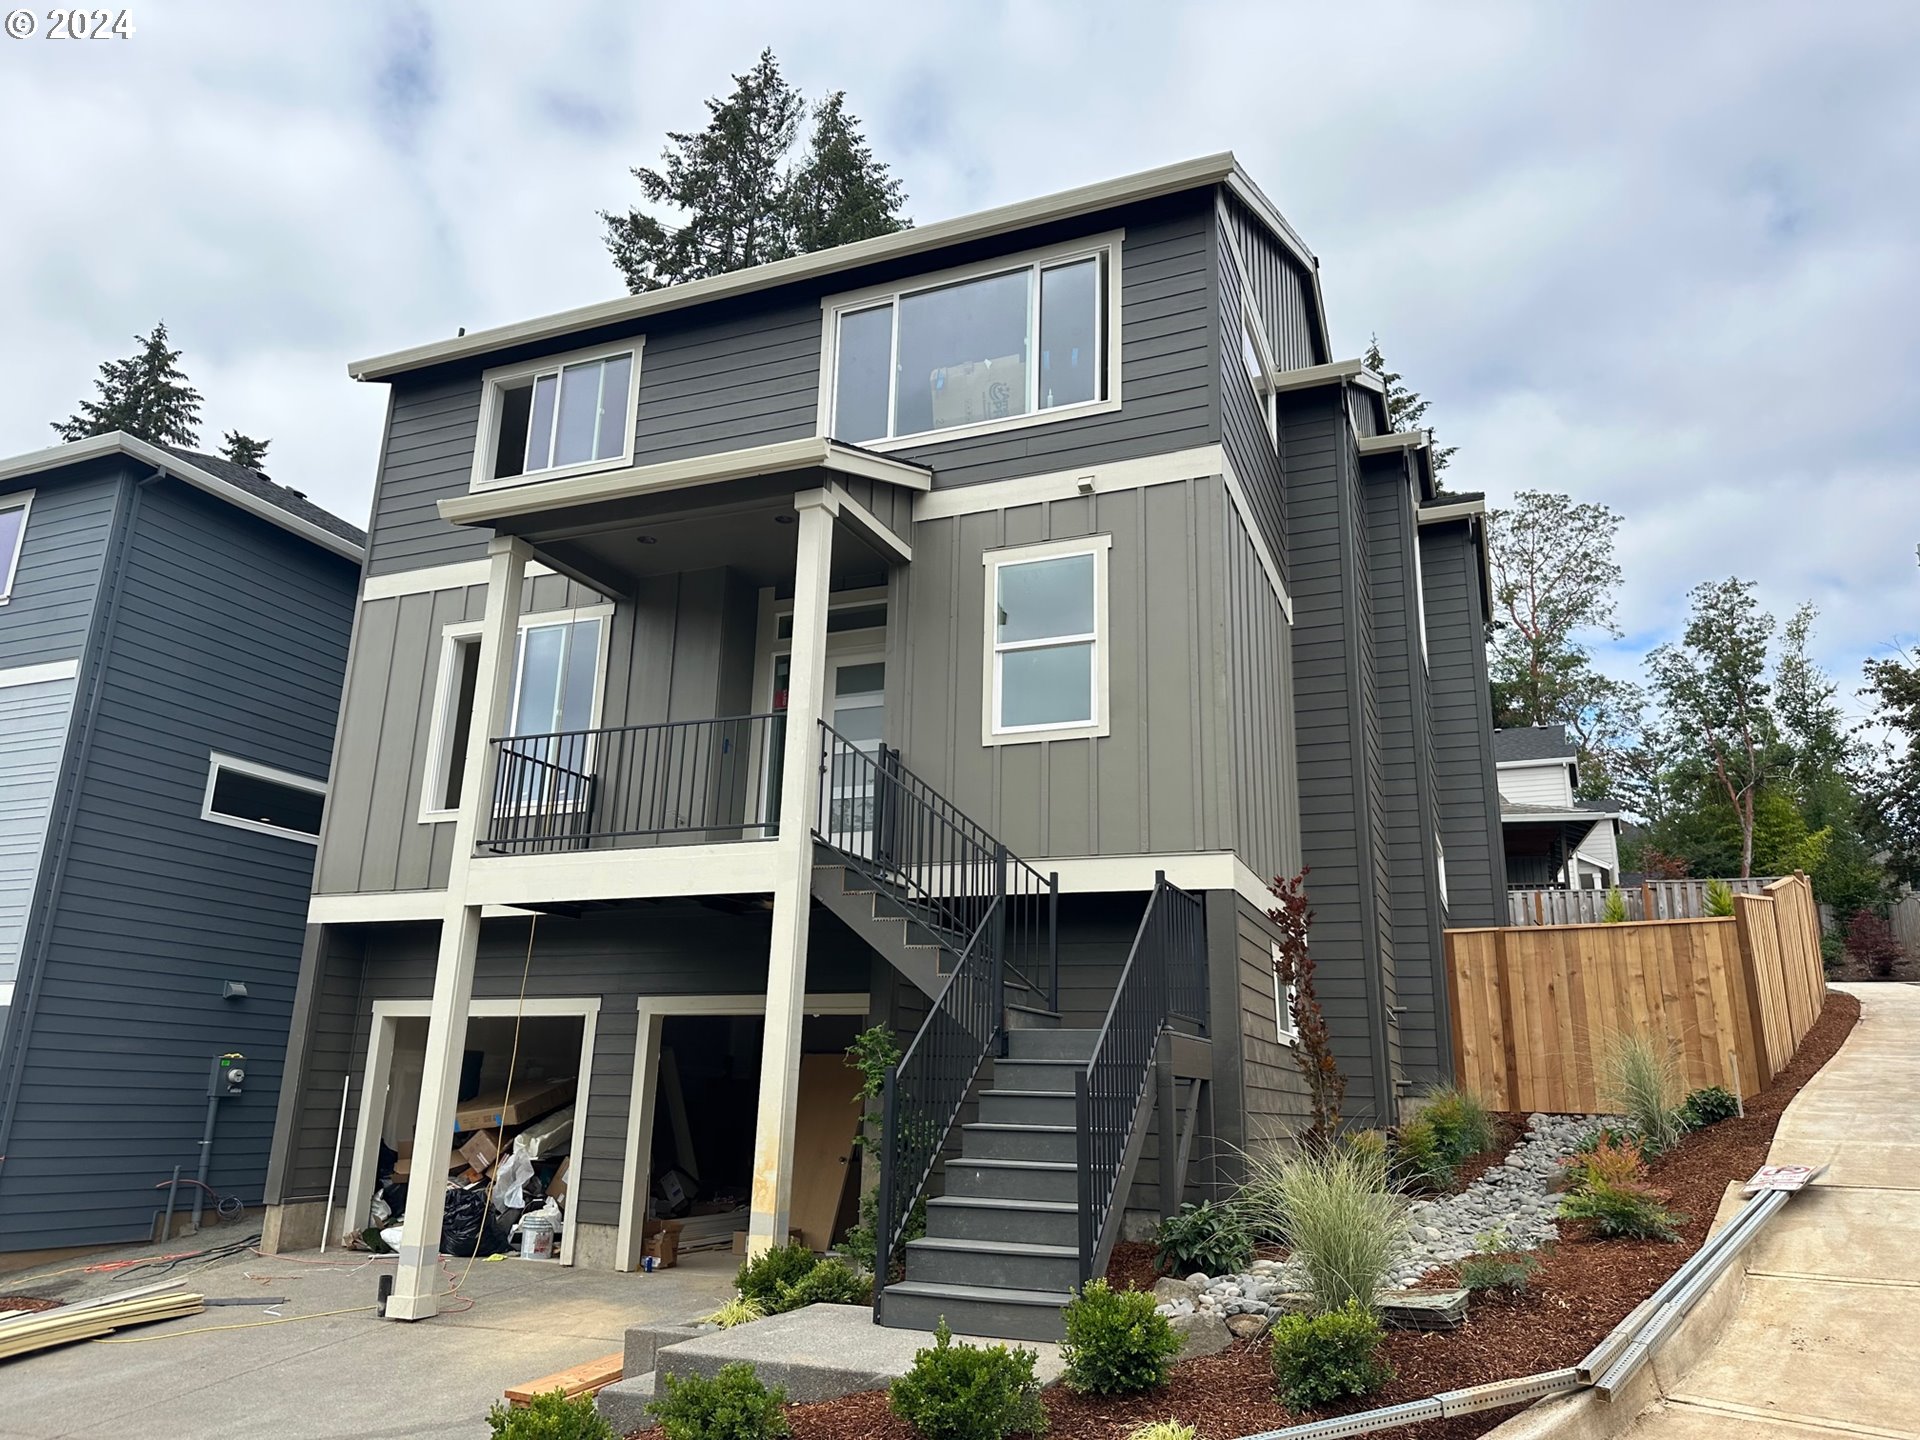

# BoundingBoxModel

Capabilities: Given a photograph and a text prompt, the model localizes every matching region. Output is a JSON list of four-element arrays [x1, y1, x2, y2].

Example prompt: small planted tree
[[1269, 869, 1344, 1145], [1602, 888, 1628, 923], [1846, 910, 1902, 979], [1704, 878, 1736, 917]]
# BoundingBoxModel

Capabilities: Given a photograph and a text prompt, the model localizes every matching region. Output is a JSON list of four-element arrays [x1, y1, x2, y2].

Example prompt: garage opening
[[646, 1011, 865, 1256], [370, 1010, 589, 1264]]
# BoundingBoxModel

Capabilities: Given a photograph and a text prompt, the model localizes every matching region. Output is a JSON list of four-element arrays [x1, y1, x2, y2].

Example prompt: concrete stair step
[[904, 1235, 1081, 1291], [923, 1195, 1079, 1247], [942, 1157, 1080, 1203], [1005, 1027, 1099, 1061], [961, 1121, 1079, 1163], [879, 1280, 1072, 1343], [594, 1372, 655, 1434]]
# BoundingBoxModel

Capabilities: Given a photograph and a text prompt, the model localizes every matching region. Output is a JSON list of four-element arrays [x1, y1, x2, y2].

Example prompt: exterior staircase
[[879, 1026, 1095, 1342]]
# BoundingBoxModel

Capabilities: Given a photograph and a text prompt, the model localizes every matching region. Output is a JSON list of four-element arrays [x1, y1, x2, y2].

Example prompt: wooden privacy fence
[[1449, 874, 1827, 1112], [1505, 877, 1784, 927]]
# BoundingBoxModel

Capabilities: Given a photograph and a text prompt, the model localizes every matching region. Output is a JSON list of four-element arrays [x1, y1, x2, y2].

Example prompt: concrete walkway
[[1628, 982, 1920, 1438], [0, 1243, 738, 1439]]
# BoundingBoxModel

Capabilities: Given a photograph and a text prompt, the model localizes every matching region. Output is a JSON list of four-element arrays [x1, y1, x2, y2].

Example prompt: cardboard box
[[548, 1157, 570, 1203], [460, 1130, 502, 1174], [641, 1219, 682, 1269], [730, 1229, 804, 1255], [392, 1147, 463, 1180], [453, 1077, 576, 1133]]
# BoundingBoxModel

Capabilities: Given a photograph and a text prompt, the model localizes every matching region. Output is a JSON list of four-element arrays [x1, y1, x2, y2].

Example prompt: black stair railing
[[816, 722, 1056, 1008], [1074, 872, 1208, 1282], [872, 898, 1003, 1311]]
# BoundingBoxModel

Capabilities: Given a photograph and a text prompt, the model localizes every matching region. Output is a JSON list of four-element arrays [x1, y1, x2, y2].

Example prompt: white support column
[[746, 488, 837, 1254], [388, 535, 529, 1321]]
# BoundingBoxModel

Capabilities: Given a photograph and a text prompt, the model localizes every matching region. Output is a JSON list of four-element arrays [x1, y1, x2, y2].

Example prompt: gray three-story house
[[0, 434, 361, 1255], [262, 154, 1503, 1339]]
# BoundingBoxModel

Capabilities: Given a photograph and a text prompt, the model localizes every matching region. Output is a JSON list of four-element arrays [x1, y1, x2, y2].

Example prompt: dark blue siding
[[0, 464, 120, 670]]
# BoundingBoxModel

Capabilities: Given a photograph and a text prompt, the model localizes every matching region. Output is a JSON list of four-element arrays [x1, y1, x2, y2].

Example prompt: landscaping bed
[[663, 990, 1856, 1440]]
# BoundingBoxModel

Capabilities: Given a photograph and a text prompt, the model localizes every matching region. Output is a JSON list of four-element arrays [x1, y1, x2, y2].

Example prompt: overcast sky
[[3, 1, 1915, 703]]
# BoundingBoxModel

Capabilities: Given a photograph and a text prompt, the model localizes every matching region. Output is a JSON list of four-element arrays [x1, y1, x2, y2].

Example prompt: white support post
[[388, 535, 529, 1320], [746, 489, 837, 1254]]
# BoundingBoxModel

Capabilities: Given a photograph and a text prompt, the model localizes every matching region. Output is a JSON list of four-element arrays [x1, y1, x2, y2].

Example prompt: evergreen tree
[[1863, 551, 1920, 887], [53, 321, 202, 447], [783, 91, 908, 255], [219, 431, 271, 472], [1363, 336, 1457, 472], [601, 50, 907, 293]]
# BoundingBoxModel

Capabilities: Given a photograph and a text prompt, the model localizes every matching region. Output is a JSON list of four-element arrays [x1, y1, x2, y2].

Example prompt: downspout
[[0, 468, 151, 1165]]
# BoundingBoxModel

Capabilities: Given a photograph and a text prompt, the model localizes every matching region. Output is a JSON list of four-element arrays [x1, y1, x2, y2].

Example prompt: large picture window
[[982, 536, 1111, 745], [472, 341, 643, 489], [201, 754, 327, 843], [824, 235, 1119, 448]]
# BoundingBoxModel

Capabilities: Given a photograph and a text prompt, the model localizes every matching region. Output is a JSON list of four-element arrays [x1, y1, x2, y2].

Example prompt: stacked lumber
[[0, 1280, 204, 1361], [504, 1351, 623, 1407]]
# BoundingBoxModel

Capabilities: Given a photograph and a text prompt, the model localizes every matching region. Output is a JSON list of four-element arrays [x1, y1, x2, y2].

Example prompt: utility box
[[212, 1052, 246, 1098]]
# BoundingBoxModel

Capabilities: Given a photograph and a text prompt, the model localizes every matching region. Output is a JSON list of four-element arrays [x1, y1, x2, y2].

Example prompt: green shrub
[[1704, 879, 1735, 917], [778, 1258, 871, 1310], [486, 1389, 618, 1440], [1456, 1231, 1539, 1298], [1153, 1200, 1253, 1278], [1677, 1085, 1740, 1130], [648, 1363, 790, 1440], [1599, 1031, 1683, 1155], [838, 1187, 926, 1274], [735, 1242, 819, 1312], [1391, 1114, 1454, 1192], [700, 1296, 767, 1329], [1236, 1142, 1406, 1314], [1820, 933, 1846, 975], [1420, 1085, 1496, 1162], [1060, 1280, 1181, 1395], [1559, 1133, 1649, 1193], [1268, 1301, 1394, 1411], [888, 1320, 1047, 1440], [1124, 1425, 1195, 1440], [1559, 1179, 1684, 1241]]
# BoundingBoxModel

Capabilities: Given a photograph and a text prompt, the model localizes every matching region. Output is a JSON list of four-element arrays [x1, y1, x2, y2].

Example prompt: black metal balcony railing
[[482, 714, 783, 853]]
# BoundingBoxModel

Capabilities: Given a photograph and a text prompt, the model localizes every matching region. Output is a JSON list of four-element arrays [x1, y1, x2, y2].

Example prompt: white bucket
[[519, 1215, 556, 1260]]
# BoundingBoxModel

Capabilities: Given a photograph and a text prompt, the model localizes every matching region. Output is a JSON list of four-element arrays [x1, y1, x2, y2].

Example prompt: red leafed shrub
[[1845, 910, 1903, 979], [1270, 868, 1346, 1146]]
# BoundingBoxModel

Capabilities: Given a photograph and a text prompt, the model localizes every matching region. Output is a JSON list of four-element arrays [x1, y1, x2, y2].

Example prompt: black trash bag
[[442, 1183, 512, 1258], [378, 1140, 399, 1181], [381, 1179, 409, 1218]]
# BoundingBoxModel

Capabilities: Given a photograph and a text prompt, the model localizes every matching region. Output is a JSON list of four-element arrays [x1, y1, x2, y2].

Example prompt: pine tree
[[53, 321, 203, 447], [219, 431, 271, 472], [783, 91, 908, 254], [601, 51, 908, 294], [1363, 336, 1456, 473]]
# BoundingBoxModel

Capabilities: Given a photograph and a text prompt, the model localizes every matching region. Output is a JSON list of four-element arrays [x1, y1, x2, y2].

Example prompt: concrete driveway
[[0, 1240, 738, 1439]]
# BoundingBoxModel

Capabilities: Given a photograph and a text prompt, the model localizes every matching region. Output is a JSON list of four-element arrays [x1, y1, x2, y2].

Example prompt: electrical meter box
[[212, 1052, 246, 1097]]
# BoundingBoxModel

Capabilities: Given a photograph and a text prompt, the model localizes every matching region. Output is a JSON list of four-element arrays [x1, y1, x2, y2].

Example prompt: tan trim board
[[913, 445, 1225, 521], [461, 842, 784, 906], [1356, 429, 1431, 456], [353, 153, 1332, 381], [1218, 455, 1295, 623], [826, 482, 911, 564], [305, 892, 539, 924], [1267, 357, 1366, 395], [1038, 852, 1275, 913]]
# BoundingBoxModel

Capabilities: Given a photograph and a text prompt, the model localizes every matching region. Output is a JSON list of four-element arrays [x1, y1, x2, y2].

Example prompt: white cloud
[[1, 0, 1914, 686]]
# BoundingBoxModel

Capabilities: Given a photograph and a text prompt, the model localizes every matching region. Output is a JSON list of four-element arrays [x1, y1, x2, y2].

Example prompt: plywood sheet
[[789, 1053, 862, 1252]]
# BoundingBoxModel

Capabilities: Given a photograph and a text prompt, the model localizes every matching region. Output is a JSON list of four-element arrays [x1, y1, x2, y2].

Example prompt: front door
[[766, 647, 886, 849]]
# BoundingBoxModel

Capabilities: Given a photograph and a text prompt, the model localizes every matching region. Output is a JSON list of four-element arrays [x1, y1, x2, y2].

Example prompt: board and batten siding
[[272, 907, 876, 1229], [0, 675, 76, 989], [0, 468, 120, 671], [315, 567, 756, 896], [363, 193, 1224, 576], [0, 477, 355, 1251], [892, 476, 1238, 864], [1280, 388, 1394, 1128], [1419, 521, 1506, 926]]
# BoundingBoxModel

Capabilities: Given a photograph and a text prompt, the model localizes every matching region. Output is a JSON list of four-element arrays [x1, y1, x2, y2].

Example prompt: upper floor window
[[983, 535, 1111, 746], [473, 341, 643, 489], [201, 753, 326, 843], [0, 490, 32, 603], [1240, 302, 1277, 443], [823, 234, 1120, 449]]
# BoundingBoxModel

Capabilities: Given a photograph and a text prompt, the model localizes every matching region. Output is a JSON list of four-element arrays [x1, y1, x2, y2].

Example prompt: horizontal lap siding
[[1420, 524, 1505, 925], [0, 480, 355, 1250], [1237, 897, 1308, 1144], [1225, 498, 1299, 891], [896, 478, 1232, 862], [0, 467, 118, 671], [282, 908, 877, 1228]]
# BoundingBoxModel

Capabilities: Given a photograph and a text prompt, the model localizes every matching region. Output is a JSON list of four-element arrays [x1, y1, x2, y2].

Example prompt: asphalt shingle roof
[[164, 447, 367, 549], [1492, 725, 1577, 763]]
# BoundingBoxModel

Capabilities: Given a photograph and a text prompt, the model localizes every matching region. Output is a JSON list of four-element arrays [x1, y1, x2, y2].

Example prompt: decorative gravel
[[1156, 1112, 1611, 1321]]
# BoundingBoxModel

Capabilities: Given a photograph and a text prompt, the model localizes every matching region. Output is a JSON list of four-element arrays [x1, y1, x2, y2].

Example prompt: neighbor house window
[[474, 342, 643, 488], [421, 609, 608, 819], [0, 490, 31, 603], [982, 536, 1111, 745], [824, 235, 1118, 447], [1272, 941, 1298, 1046], [201, 754, 326, 842]]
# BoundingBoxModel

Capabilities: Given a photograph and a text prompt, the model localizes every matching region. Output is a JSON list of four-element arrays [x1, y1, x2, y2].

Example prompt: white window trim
[[981, 534, 1112, 747], [200, 752, 327, 844], [1435, 830, 1449, 908], [817, 230, 1124, 452], [1272, 941, 1299, 1047], [1240, 300, 1278, 443], [1411, 478, 1430, 668], [0, 488, 33, 605], [417, 603, 615, 824], [468, 338, 646, 493]]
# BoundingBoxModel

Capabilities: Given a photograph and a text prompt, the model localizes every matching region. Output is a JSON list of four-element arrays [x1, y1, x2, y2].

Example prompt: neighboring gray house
[[262, 153, 1503, 1339], [0, 434, 362, 1254], [1494, 724, 1624, 890]]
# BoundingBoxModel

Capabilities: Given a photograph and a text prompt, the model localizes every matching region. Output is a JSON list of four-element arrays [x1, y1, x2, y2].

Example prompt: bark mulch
[[0, 1295, 62, 1314], [627, 991, 1858, 1440]]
